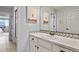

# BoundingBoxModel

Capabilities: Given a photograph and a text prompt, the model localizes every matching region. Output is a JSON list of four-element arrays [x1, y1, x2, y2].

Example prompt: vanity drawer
[[38, 39, 51, 50], [53, 45, 73, 52], [30, 36, 38, 43]]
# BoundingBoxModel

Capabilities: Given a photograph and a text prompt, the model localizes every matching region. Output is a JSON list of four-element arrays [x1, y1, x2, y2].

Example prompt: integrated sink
[[49, 32, 55, 35]]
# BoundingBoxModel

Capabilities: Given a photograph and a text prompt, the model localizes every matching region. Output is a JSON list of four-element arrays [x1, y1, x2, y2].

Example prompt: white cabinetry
[[30, 41, 37, 52], [52, 44, 73, 52], [30, 36, 38, 52], [29, 35, 74, 52], [37, 45, 49, 52], [30, 36, 51, 52]]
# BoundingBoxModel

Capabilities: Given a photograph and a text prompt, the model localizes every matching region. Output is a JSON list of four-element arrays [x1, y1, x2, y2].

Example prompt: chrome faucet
[[49, 31, 55, 35]]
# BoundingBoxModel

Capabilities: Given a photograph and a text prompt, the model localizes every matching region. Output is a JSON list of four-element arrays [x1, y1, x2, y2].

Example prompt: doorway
[[0, 16, 16, 52]]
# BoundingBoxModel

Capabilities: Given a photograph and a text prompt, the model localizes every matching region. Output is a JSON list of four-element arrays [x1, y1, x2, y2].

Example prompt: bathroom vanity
[[29, 32, 79, 52], [27, 6, 79, 52]]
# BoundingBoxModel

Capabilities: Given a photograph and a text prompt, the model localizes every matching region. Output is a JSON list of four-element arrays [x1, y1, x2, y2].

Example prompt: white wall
[[17, 6, 30, 52], [56, 6, 79, 34], [9, 7, 16, 43], [27, 6, 40, 32]]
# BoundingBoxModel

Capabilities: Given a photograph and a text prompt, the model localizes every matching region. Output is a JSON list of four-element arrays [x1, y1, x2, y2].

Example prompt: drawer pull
[[60, 50, 65, 52], [35, 45, 37, 47], [32, 38, 34, 40], [37, 46, 39, 49]]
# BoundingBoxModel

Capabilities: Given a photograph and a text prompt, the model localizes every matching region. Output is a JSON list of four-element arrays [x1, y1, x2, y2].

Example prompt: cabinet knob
[[66, 28, 69, 30], [53, 25, 55, 28], [37, 46, 39, 49], [35, 45, 37, 47], [32, 38, 34, 40]]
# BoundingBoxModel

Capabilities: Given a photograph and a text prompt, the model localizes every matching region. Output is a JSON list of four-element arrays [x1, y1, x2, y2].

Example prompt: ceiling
[[50, 6, 64, 9], [0, 6, 12, 17], [42, 6, 64, 12]]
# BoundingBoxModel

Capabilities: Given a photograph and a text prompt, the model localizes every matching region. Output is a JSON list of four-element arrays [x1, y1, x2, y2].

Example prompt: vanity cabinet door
[[30, 41, 37, 52], [37, 45, 50, 52], [38, 39, 52, 50], [52, 45, 73, 52], [37, 39, 51, 52]]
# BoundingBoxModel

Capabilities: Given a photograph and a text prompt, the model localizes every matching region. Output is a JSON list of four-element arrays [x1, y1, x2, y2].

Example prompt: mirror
[[40, 7, 50, 31], [27, 6, 38, 24], [40, 6, 57, 33], [27, 6, 79, 35], [40, 6, 79, 35]]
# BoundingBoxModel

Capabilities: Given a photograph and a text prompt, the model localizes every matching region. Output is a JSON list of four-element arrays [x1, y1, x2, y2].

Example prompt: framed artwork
[[27, 7, 37, 24], [43, 17, 48, 24], [43, 12, 49, 24]]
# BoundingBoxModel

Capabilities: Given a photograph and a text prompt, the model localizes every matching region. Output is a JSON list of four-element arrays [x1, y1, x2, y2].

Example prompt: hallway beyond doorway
[[0, 32, 16, 52]]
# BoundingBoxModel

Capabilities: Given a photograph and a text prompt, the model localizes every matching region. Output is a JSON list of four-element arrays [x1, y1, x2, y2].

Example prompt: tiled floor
[[0, 32, 16, 52]]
